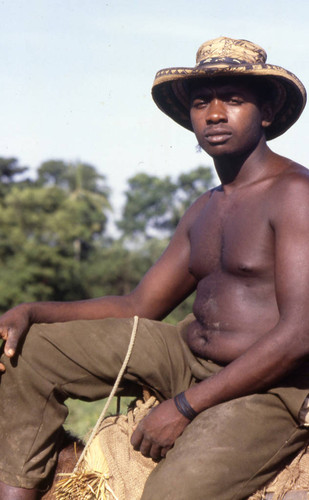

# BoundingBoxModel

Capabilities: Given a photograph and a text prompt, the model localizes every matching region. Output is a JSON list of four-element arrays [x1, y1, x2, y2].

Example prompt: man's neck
[[213, 140, 275, 189]]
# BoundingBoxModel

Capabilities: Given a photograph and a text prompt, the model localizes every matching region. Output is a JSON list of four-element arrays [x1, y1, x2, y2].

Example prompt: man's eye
[[228, 97, 243, 104], [192, 99, 208, 108]]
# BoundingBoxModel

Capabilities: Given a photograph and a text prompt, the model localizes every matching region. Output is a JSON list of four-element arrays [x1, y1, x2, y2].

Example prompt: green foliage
[[0, 156, 216, 435], [176, 165, 215, 214], [37, 160, 110, 199], [83, 238, 168, 297], [0, 159, 111, 311], [0, 157, 29, 198], [164, 292, 196, 324], [65, 397, 135, 439], [0, 157, 214, 318], [117, 173, 176, 238], [118, 166, 215, 239], [0, 157, 28, 182]]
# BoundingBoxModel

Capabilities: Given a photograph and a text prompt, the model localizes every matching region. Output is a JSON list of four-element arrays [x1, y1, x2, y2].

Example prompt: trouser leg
[[142, 392, 309, 500], [0, 317, 193, 489]]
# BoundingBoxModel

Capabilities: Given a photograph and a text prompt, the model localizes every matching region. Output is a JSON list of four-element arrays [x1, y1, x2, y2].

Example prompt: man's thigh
[[0, 317, 194, 488], [142, 392, 309, 500], [16, 316, 194, 399]]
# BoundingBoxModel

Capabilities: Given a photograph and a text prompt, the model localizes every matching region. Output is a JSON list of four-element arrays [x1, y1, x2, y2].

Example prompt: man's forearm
[[184, 323, 308, 415], [0, 294, 141, 364], [24, 295, 137, 324]]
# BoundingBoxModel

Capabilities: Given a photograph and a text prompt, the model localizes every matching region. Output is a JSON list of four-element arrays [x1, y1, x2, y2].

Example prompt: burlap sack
[[55, 396, 158, 500], [55, 393, 309, 499], [248, 443, 309, 500], [249, 396, 309, 499]]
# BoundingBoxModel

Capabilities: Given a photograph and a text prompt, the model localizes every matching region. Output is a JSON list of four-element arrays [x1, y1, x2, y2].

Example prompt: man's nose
[[206, 99, 227, 123]]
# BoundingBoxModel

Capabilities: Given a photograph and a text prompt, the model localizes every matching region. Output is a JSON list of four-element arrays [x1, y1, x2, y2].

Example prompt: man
[[0, 36, 309, 499]]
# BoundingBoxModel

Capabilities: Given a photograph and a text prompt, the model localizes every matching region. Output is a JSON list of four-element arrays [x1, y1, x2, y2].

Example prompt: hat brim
[[152, 63, 306, 140]]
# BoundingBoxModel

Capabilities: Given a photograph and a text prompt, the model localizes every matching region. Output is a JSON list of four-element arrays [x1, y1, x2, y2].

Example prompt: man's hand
[[131, 398, 191, 460], [0, 304, 32, 372]]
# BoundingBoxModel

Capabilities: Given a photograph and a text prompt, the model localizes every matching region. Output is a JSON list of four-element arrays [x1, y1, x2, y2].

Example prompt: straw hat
[[152, 37, 306, 140]]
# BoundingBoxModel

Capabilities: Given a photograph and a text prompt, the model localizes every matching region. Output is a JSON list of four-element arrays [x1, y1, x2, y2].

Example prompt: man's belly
[[187, 282, 280, 364], [186, 320, 268, 364]]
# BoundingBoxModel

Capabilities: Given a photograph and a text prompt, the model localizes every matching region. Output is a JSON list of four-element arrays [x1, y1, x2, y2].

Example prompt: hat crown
[[196, 36, 267, 67]]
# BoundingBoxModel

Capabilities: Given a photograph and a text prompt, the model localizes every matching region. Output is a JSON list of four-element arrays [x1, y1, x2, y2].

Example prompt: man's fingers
[[131, 428, 156, 458], [4, 343, 16, 357], [139, 438, 152, 458], [0, 327, 8, 341], [131, 427, 167, 460], [0, 326, 16, 357], [134, 437, 167, 460], [160, 446, 171, 458], [4, 346, 15, 357], [3, 328, 18, 357], [149, 443, 163, 460], [0, 362, 6, 373], [131, 427, 143, 450]]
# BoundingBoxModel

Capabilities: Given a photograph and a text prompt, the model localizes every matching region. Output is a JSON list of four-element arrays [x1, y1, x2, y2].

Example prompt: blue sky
[[1, 0, 309, 209]]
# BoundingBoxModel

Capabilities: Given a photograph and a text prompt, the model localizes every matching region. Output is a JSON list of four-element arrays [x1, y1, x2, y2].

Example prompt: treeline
[[0, 157, 215, 321]]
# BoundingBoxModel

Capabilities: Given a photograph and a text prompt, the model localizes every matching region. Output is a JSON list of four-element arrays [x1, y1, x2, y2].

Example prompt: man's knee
[[142, 394, 304, 500], [141, 452, 233, 500]]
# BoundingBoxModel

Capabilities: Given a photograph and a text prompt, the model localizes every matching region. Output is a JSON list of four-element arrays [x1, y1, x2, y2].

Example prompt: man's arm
[[0, 194, 206, 361], [132, 173, 309, 458], [186, 173, 309, 410]]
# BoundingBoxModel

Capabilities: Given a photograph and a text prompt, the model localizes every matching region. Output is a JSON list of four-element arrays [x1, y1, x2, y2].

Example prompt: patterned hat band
[[198, 57, 254, 66], [152, 37, 307, 140]]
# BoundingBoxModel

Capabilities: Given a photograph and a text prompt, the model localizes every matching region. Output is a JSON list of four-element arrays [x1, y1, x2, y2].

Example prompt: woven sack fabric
[[56, 395, 309, 499], [55, 396, 158, 500], [248, 442, 309, 500]]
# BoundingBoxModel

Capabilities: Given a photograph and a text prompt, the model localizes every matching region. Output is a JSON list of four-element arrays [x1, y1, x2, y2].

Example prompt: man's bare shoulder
[[178, 189, 213, 230], [189, 188, 214, 209], [272, 159, 309, 192], [269, 159, 309, 221]]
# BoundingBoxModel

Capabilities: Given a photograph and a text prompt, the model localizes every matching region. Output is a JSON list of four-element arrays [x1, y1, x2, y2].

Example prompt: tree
[[0, 157, 30, 198], [167, 165, 216, 230], [0, 157, 28, 182], [37, 160, 110, 198], [0, 161, 112, 311], [114, 166, 215, 322], [118, 166, 215, 240], [37, 160, 111, 260], [0, 158, 214, 320], [117, 173, 176, 239], [83, 237, 168, 298], [36, 160, 68, 187]]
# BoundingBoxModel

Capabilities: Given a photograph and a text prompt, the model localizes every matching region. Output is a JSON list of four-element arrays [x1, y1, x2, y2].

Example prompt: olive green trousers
[[0, 315, 308, 499]]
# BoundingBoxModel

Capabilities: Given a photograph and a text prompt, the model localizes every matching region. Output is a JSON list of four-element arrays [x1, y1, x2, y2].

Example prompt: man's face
[[189, 77, 270, 159]]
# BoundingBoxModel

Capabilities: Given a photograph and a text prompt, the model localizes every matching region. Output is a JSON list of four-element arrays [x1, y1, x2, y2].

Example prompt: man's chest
[[188, 189, 275, 280]]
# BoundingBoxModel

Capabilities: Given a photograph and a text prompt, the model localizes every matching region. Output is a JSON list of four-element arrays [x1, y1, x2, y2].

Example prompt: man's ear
[[261, 102, 275, 128]]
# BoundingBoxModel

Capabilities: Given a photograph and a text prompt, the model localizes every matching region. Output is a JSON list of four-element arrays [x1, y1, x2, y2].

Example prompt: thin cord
[[73, 315, 139, 472]]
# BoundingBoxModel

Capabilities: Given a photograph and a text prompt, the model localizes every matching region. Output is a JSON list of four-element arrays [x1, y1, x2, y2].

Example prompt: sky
[[1, 0, 309, 212]]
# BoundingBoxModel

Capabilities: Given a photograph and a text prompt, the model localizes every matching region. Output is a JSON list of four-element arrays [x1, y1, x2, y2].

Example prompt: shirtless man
[[0, 37, 309, 499]]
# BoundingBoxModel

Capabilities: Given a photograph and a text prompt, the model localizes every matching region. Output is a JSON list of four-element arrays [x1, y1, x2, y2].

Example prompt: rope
[[73, 315, 140, 472]]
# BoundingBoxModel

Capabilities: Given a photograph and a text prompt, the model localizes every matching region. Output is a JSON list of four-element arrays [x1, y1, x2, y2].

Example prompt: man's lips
[[204, 128, 232, 143]]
